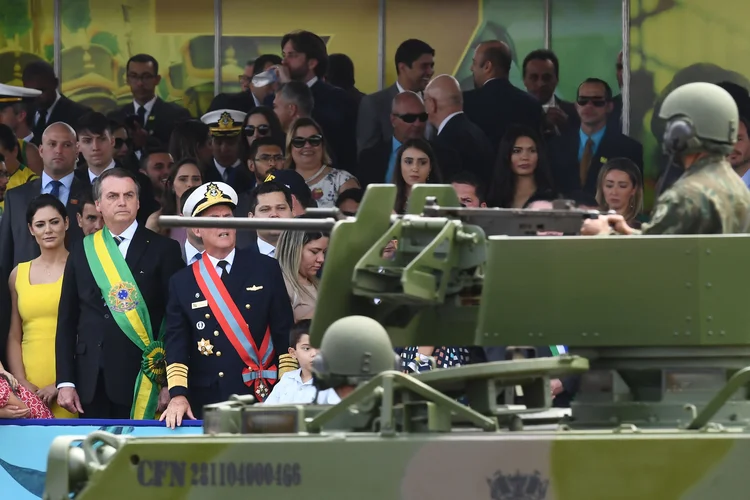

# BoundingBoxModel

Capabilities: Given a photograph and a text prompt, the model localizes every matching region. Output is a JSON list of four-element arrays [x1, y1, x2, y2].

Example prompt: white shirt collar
[[306, 76, 318, 88], [285, 368, 313, 385], [112, 219, 138, 241], [23, 132, 33, 143], [257, 237, 275, 257], [184, 239, 203, 264], [437, 111, 463, 135], [205, 248, 236, 271], [41, 170, 74, 190], [134, 95, 157, 114], [37, 91, 61, 123], [396, 81, 406, 94], [213, 158, 241, 174], [88, 159, 116, 183], [483, 77, 499, 86], [252, 92, 261, 107]]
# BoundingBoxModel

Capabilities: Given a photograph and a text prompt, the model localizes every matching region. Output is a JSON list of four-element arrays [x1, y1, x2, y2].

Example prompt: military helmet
[[659, 82, 739, 156], [312, 316, 398, 387]]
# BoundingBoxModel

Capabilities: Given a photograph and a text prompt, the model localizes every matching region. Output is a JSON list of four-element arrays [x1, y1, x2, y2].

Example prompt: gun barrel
[[158, 215, 339, 231]]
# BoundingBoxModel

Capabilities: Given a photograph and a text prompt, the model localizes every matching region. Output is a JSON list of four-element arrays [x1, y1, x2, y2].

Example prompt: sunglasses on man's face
[[244, 124, 270, 136], [395, 112, 428, 123], [291, 135, 323, 148], [114, 138, 131, 149], [577, 98, 608, 108]]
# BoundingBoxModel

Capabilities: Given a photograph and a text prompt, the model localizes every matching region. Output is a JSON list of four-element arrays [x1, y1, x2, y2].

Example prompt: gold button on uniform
[[218, 372, 224, 377], [245, 304, 251, 309], [213, 331, 220, 337], [205, 313, 211, 319], [216, 351, 222, 357]]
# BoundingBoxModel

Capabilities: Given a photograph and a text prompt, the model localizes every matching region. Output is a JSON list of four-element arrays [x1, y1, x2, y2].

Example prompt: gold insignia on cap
[[197, 338, 214, 356], [218, 111, 233, 129], [193, 182, 235, 216], [264, 173, 276, 182]]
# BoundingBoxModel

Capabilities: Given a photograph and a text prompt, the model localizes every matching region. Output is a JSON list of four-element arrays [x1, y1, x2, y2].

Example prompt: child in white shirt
[[265, 320, 340, 405]]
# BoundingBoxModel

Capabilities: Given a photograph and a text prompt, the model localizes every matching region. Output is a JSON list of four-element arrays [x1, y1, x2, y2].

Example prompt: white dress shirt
[[205, 248, 236, 276], [134, 95, 157, 124], [88, 159, 116, 184], [256, 238, 275, 257], [437, 111, 464, 135], [41, 171, 75, 206], [306, 76, 318, 88], [213, 158, 241, 183], [184, 240, 203, 265], [36, 91, 61, 126], [57, 219, 139, 389], [263, 369, 341, 405], [111, 219, 139, 258]]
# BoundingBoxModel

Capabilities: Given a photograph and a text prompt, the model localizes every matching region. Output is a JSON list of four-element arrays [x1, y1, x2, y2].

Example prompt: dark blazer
[[233, 191, 260, 251], [547, 125, 644, 196], [114, 97, 192, 147], [31, 96, 93, 145], [55, 224, 184, 407], [356, 83, 400, 154], [72, 162, 160, 225], [610, 94, 623, 132], [309, 80, 359, 174], [0, 176, 87, 277], [164, 248, 293, 414], [356, 139, 463, 188], [463, 78, 545, 150], [432, 113, 495, 183], [208, 90, 258, 114], [203, 159, 257, 195]]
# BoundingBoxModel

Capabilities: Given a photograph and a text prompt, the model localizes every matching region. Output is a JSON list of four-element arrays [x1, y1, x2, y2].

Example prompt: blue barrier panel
[[0, 419, 204, 499]]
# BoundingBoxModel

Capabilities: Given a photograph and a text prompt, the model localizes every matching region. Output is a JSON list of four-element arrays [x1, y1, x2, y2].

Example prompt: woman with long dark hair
[[393, 138, 442, 214], [145, 158, 204, 239], [487, 125, 556, 208]]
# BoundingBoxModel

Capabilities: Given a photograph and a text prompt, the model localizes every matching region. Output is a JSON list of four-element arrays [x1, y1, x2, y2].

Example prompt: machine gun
[[44, 185, 750, 500]]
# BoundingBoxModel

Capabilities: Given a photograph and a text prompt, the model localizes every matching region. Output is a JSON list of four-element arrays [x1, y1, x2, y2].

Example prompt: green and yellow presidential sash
[[83, 227, 166, 420]]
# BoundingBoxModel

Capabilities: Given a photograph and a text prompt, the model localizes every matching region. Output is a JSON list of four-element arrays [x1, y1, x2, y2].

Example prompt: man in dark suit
[[22, 61, 92, 146], [547, 78, 643, 196], [522, 49, 580, 138], [161, 181, 294, 427], [463, 41, 544, 151], [74, 111, 160, 224], [356, 39, 435, 154], [425, 75, 494, 183], [274, 30, 358, 171], [56, 168, 184, 419], [208, 54, 281, 114], [112, 54, 192, 151], [358, 90, 461, 187], [0, 122, 86, 364], [234, 181, 295, 255]]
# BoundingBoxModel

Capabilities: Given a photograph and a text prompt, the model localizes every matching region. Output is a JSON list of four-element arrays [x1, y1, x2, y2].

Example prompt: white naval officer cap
[[183, 182, 238, 217], [200, 109, 246, 137], [0, 83, 42, 103]]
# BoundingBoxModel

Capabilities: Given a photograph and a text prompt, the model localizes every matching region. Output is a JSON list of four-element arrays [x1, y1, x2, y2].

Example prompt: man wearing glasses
[[114, 54, 191, 153], [357, 90, 460, 188], [547, 77, 643, 196]]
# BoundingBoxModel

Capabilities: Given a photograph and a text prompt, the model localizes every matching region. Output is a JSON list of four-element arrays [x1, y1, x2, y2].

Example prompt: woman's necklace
[[302, 164, 328, 184]]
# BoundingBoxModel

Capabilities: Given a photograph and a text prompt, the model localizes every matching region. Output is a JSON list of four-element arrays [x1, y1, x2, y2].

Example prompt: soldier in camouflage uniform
[[583, 82, 750, 235]]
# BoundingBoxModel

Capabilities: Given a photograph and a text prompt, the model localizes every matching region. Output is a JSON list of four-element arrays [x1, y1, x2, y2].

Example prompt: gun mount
[[44, 185, 750, 499]]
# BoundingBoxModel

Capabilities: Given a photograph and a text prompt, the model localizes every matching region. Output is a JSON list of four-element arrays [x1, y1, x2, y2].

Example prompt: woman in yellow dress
[[6, 194, 76, 418]]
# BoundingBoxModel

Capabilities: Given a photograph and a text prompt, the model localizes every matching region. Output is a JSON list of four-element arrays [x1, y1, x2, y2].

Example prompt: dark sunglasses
[[114, 138, 131, 149], [395, 112, 428, 123], [244, 124, 270, 136], [577, 98, 608, 107], [291, 135, 323, 148]]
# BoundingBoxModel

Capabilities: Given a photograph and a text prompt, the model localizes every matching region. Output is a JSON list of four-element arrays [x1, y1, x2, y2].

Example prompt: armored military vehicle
[[44, 185, 750, 499]]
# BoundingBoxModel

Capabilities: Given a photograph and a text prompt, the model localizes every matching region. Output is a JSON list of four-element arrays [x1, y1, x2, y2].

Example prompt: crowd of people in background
[[1, 28, 748, 422]]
